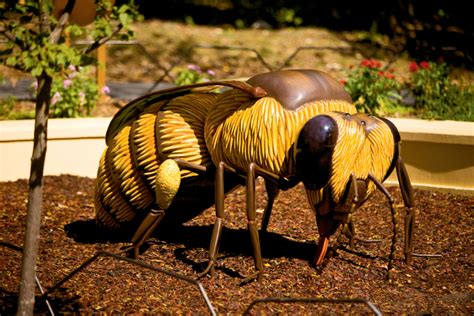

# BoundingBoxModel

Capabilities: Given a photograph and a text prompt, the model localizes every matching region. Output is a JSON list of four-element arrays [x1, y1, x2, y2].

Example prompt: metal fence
[[2, 240, 383, 315]]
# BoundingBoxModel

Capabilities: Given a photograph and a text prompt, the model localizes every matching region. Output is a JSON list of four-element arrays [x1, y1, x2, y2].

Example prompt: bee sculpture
[[94, 69, 414, 281]]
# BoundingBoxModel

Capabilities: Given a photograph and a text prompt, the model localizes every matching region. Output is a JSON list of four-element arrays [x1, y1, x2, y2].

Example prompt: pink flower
[[63, 79, 73, 88], [187, 64, 201, 72], [419, 61, 430, 69], [206, 69, 216, 77], [68, 65, 77, 72], [409, 62, 419, 73], [79, 91, 86, 105], [51, 92, 61, 105], [101, 85, 111, 95]]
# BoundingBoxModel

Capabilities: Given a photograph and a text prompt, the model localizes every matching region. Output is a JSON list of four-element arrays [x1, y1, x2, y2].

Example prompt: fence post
[[97, 44, 107, 93]]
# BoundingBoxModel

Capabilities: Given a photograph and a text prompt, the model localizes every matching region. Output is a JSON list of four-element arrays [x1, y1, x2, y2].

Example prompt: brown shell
[[247, 69, 352, 110]]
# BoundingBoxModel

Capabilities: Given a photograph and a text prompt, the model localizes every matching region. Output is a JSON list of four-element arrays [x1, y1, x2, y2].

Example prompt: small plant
[[0, 96, 16, 118], [274, 7, 303, 27], [407, 61, 473, 121], [31, 65, 101, 118], [174, 64, 216, 86], [343, 59, 402, 115], [0, 96, 35, 120]]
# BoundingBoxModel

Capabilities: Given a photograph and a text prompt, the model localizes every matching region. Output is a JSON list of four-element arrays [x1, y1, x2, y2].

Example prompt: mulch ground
[[1, 175, 473, 314]]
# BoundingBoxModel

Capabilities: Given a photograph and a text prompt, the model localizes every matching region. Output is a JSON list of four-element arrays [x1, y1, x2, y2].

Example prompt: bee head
[[295, 115, 339, 190]]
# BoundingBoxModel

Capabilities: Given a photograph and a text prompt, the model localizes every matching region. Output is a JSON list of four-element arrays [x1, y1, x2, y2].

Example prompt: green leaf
[[31, 65, 43, 77], [6, 56, 17, 66]]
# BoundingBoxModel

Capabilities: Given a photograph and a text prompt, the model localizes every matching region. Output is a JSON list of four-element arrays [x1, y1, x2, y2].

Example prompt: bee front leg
[[128, 209, 166, 258], [125, 159, 181, 258]]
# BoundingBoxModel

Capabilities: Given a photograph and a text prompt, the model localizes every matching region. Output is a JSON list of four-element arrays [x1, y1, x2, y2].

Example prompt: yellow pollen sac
[[155, 159, 181, 210]]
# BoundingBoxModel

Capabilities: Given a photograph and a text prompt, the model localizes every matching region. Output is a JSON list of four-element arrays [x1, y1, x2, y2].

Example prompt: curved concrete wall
[[1, 117, 473, 195]]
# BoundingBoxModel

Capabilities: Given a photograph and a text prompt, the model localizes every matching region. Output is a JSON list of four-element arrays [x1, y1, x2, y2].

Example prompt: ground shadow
[[64, 219, 135, 244], [64, 219, 383, 279], [0, 288, 83, 315], [65, 219, 316, 261]]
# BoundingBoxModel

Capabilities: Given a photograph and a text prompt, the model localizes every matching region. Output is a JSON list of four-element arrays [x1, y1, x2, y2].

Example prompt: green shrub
[[343, 59, 473, 121], [342, 59, 402, 115], [174, 64, 216, 86], [31, 65, 100, 118], [0, 96, 16, 119], [407, 61, 473, 121]]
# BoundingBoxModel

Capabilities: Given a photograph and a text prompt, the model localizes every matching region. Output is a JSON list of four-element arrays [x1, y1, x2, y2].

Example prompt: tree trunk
[[16, 74, 52, 315]]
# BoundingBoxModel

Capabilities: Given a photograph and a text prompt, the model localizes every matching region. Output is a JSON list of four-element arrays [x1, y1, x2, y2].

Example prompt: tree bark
[[15, 0, 78, 313], [16, 75, 52, 315]]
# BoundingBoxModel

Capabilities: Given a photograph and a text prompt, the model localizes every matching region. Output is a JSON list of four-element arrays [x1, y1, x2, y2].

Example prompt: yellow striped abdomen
[[95, 93, 217, 229]]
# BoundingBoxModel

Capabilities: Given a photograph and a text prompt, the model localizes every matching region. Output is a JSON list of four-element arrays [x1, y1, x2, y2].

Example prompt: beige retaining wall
[[1, 117, 473, 195], [0, 118, 110, 181]]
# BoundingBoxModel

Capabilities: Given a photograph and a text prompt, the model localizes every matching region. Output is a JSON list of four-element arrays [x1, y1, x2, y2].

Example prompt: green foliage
[[30, 66, 100, 118], [343, 59, 473, 121], [0, 96, 35, 120], [1, 0, 141, 118], [408, 61, 473, 121], [174, 64, 216, 86], [0, 96, 16, 118], [273, 7, 303, 27], [343, 59, 402, 115]]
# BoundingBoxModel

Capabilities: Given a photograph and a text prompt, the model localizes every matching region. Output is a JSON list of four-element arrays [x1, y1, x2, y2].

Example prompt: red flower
[[419, 61, 430, 69], [361, 59, 382, 69], [409, 62, 419, 72], [372, 60, 382, 68], [361, 60, 371, 67], [377, 71, 395, 79], [339, 79, 347, 85]]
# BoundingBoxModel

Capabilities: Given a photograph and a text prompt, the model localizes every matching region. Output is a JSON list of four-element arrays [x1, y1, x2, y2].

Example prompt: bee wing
[[106, 81, 266, 146]]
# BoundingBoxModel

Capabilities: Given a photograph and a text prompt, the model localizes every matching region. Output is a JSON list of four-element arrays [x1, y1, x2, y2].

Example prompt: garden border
[[0, 117, 472, 195]]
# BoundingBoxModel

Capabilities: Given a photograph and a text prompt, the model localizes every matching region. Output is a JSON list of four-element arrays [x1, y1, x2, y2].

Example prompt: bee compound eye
[[361, 120, 366, 126]]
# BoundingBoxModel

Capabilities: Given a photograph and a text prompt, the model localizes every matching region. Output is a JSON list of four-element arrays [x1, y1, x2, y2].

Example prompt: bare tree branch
[[49, 0, 76, 43], [83, 23, 123, 54], [0, 24, 27, 50]]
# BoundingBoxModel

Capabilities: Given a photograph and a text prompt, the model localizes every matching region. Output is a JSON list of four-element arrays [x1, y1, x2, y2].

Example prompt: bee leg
[[368, 173, 397, 280], [242, 163, 264, 283], [125, 159, 182, 258], [261, 180, 280, 232], [126, 209, 165, 258], [333, 174, 359, 250], [242, 163, 283, 282], [395, 156, 415, 265], [199, 161, 228, 278]]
